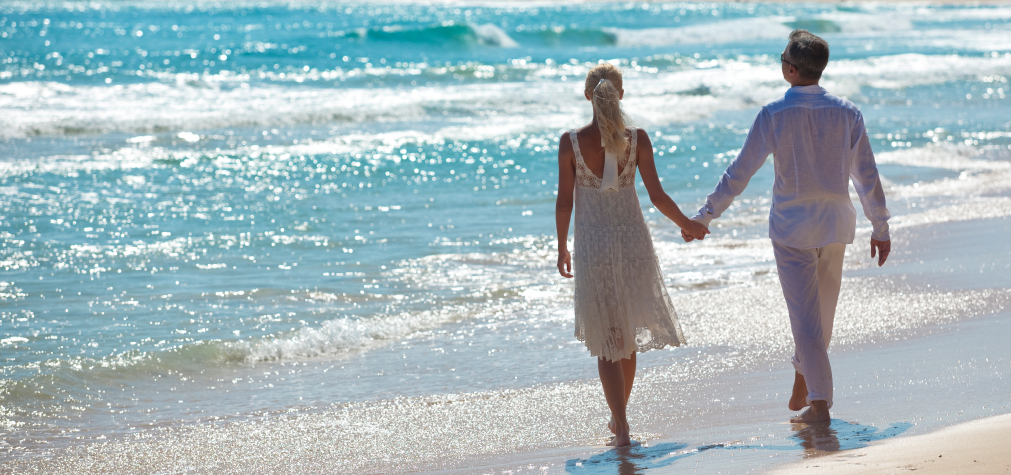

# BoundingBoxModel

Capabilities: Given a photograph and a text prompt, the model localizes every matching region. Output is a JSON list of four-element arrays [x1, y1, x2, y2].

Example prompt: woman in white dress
[[554, 64, 709, 447]]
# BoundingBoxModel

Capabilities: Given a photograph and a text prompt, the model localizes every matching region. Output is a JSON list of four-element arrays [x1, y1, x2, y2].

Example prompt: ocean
[[2, 1, 1011, 471]]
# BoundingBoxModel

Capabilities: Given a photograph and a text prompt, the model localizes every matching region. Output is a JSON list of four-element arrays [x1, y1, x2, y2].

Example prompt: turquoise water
[[2, 0, 1011, 464]]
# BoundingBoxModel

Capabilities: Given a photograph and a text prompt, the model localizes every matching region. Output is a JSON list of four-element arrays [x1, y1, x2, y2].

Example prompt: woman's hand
[[557, 249, 573, 278]]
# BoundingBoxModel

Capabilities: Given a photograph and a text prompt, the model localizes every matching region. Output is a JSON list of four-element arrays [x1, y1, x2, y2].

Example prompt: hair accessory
[[594, 78, 610, 91]]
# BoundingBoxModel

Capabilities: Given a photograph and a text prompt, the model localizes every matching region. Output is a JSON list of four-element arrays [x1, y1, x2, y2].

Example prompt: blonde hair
[[584, 63, 629, 163]]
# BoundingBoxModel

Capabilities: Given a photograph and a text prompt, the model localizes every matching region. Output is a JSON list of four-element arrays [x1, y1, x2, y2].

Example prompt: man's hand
[[870, 238, 890, 267], [681, 229, 694, 242], [557, 249, 573, 278]]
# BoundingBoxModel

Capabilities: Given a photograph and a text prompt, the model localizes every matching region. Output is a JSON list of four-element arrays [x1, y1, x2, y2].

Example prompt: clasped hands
[[680, 220, 710, 242]]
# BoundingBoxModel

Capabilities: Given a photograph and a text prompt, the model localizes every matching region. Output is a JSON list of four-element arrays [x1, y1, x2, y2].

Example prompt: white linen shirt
[[693, 85, 890, 248]]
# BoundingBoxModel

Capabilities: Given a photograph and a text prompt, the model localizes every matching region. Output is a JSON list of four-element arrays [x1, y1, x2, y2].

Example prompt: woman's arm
[[555, 132, 576, 278], [637, 129, 709, 239]]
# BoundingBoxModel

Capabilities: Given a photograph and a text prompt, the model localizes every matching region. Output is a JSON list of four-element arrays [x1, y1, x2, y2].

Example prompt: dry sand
[[770, 412, 1011, 474]]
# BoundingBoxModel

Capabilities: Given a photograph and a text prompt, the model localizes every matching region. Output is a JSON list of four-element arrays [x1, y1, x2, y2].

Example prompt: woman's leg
[[599, 356, 632, 447], [621, 352, 636, 404], [608, 352, 637, 434]]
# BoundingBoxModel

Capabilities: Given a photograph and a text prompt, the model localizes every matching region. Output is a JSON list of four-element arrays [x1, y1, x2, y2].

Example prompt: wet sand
[[769, 413, 1011, 474], [485, 304, 1011, 475]]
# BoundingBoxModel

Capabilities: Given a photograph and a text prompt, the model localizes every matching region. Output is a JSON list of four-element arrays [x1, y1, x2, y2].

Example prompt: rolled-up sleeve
[[693, 108, 775, 226], [848, 113, 891, 241]]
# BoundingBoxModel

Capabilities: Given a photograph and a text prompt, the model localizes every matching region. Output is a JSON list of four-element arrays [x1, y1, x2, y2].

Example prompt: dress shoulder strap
[[628, 127, 638, 164], [568, 130, 583, 162], [617, 127, 639, 189], [621, 127, 639, 171]]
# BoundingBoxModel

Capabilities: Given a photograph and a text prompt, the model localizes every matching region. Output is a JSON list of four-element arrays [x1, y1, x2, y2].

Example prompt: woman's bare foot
[[606, 431, 631, 447], [788, 372, 809, 411], [606, 420, 631, 447], [790, 400, 830, 423], [608, 417, 616, 434]]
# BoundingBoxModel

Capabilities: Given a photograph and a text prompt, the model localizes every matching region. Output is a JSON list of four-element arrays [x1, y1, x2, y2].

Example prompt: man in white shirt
[[686, 30, 892, 423]]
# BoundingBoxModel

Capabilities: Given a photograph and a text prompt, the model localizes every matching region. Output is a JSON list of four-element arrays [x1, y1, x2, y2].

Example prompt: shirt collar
[[786, 84, 826, 95]]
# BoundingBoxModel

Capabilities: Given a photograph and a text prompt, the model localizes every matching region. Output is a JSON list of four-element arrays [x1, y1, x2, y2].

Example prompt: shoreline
[[768, 412, 1011, 474]]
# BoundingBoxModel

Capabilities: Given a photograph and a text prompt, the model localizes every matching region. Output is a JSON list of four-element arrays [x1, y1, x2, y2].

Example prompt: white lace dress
[[570, 128, 686, 362]]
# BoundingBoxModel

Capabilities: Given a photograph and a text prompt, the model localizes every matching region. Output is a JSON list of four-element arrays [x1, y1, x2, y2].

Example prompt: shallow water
[[2, 0, 1011, 470]]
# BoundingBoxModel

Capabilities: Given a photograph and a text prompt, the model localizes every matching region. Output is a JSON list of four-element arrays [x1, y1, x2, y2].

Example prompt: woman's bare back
[[570, 125, 637, 180]]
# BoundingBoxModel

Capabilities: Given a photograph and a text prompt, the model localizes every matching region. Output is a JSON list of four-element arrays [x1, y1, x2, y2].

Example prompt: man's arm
[[692, 108, 776, 228], [849, 112, 892, 266]]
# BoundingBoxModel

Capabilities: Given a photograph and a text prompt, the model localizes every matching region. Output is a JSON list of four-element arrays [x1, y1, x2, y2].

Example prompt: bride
[[554, 63, 709, 447]]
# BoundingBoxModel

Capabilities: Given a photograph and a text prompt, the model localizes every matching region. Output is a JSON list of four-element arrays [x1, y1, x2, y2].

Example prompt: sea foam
[[5, 53, 1010, 142]]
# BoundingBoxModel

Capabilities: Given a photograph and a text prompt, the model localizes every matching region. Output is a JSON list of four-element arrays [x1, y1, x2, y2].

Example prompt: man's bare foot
[[790, 400, 830, 423], [788, 372, 809, 411], [608, 417, 616, 434], [605, 420, 631, 447]]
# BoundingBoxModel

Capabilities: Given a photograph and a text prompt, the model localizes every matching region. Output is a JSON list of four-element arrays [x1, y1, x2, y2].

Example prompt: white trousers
[[772, 241, 845, 409]]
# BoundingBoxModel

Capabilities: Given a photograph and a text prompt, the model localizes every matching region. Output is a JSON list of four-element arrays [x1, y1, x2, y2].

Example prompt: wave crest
[[345, 22, 517, 48]]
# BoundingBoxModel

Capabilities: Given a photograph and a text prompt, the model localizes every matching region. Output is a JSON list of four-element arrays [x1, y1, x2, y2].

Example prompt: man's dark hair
[[786, 29, 830, 81]]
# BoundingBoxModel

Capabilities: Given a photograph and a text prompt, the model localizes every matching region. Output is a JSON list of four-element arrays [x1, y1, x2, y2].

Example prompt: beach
[[3, 1, 1011, 473]]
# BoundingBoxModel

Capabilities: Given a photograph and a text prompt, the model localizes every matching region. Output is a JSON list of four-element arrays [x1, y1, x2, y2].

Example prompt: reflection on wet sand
[[792, 419, 912, 456], [793, 422, 841, 455], [565, 442, 688, 474], [562, 420, 912, 473], [565, 439, 755, 474]]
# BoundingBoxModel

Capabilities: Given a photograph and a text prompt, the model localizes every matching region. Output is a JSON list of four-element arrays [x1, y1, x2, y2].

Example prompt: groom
[[686, 30, 892, 423]]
